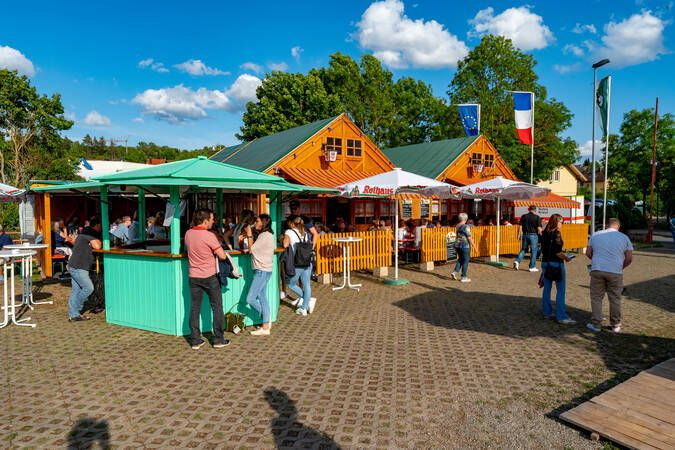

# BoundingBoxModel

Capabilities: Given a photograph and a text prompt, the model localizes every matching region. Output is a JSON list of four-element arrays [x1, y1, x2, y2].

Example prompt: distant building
[[574, 164, 607, 193], [77, 159, 152, 181], [537, 164, 587, 197]]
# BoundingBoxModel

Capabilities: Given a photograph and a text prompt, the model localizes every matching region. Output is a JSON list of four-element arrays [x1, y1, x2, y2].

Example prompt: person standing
[[514, 205, 543, 272], [283, 216, 314, 315], [451, 213, 478, 283], [67, 216, 102, 322], [244, 214, 275, 335], [184, 208, 231, 350], [288, 200, 318, 249], [540, 214, 575, 324], [585, 218, 633, 333], [111, 216, 131, 244], [0, 225, 14, 250]]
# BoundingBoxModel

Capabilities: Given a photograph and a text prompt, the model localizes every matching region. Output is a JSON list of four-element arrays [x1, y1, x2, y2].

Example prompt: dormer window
[[346, 139, 362, 157], [325, 137, 342, 155]]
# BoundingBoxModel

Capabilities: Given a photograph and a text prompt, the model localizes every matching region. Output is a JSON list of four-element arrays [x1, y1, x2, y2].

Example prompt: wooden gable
[[262, 114, 394, 175], [440, 136, 518, 184]]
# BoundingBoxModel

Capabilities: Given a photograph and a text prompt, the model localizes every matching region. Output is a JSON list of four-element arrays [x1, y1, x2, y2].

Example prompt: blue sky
[[1, 0, 672, 161]]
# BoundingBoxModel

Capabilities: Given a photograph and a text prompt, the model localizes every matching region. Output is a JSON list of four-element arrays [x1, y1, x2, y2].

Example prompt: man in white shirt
[[585, 218, 633, 333]]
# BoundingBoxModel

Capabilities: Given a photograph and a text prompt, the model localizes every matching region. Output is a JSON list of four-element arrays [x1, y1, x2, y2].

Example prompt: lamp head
[[592, 59, 610, 69]]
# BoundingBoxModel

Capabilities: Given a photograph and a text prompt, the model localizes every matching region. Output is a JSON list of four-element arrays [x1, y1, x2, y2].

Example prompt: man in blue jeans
[[514, 205, 543, 272], [67, 217, 102, 322]]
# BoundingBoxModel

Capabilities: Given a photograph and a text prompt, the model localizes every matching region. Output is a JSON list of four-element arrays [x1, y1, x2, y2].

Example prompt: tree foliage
[[448, 35, 578, 181]]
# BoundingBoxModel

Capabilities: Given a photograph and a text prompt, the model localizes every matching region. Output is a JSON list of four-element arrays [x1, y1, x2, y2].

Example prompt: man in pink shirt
[[184, 208, 230, 350]]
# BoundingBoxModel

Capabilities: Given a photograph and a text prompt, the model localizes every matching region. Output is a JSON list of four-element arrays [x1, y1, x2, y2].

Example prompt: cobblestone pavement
[[1, 247, 673, 449]]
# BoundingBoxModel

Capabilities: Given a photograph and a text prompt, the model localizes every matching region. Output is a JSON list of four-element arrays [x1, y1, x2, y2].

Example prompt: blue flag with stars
[[458, 104, 479, 136]]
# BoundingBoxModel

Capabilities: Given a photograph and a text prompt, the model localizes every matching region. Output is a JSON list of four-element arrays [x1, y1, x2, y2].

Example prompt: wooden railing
[[421, 223, 589, 262], [315, 230, 392, 275]]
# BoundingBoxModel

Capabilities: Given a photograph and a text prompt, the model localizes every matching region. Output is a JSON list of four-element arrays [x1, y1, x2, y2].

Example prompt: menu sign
[[420, 199, 430, 218], [401, 200, 413, 219]]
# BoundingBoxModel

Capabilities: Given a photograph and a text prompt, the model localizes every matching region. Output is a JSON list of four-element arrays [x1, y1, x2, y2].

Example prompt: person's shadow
[[67, 417, 110, 449], [264, 389, 340, 449]]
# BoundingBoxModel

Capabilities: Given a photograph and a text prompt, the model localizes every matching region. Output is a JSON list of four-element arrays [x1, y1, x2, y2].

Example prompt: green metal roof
[[32, 181, 105, 192], [210, 115, 341, 172], [382, 136, 478, 179]]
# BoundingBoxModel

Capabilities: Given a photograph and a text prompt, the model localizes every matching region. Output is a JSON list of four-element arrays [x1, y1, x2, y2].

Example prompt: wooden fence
[[315, 230, 392, 275], [420, 223, 589, 262]]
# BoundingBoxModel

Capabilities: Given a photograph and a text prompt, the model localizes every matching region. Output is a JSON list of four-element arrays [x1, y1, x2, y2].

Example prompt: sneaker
[[308, 297, 317, 314], [279, 291, 286, 299], [612, 325, 622, 333], [191, 340, 205, 350], [528, 267, 539, 272], [295, 307, 308, 316], [558, 318, 577, 325], [250, 328, 270, 336], [68, 315, 90, 322], [586, 323, 602, 332], [213, 340, 231, 348], [451, 272, 458, 280], [513, 261, 519, 271], [289, 297, 302, 307], [460, 277, 471, 283]]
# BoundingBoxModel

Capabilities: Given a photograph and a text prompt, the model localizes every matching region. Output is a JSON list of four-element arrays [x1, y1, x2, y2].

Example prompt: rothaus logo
[[362, 185, 394, 196], [474, 187, 500, 194]]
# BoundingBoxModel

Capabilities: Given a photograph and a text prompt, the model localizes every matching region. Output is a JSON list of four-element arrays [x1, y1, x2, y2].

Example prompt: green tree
[[609, 108, 675, 216], [448, 35, 578, 181], [237, 71, 343, 141], [0, 69, 73, 186]]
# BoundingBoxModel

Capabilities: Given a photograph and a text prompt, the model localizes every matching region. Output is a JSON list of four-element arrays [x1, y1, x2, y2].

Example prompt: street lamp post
[[591, 58, 610, 235]]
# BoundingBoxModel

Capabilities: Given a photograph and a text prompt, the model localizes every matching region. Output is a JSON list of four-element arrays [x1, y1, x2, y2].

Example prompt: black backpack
[[291, 229, 313, 268]]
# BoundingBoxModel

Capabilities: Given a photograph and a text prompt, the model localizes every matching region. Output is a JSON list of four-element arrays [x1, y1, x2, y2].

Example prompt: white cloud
[[572, 23, 597, 34], [553, 62, 583, 74], [174, 59, 229, 76], [138, 58, 169, 73], [84, 111, 111, 127], [591, 11, 668, 68], [577, 139, 606, 159], [132, 75, 262, 123], [240, 62, 263, 74], [353, 0, 469, 68], [64, 112, 76, 121], [469, 6, 554, 51], [138, 58, 154, 68], [226, 74, 262, 104], [291, 46, 304, 62], [152, 62, 169, 73], [563, 44, 584, 57], [0, 45, 35, 77], [268, 62, 288, 71], [132, 117, 144, 123]]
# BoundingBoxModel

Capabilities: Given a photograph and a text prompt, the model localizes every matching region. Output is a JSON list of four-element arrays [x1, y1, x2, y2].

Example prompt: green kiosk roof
[[382, 136, 478, 179]]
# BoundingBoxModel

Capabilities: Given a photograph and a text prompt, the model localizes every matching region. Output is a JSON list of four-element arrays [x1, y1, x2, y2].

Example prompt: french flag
[[514, 92, 533, 145]]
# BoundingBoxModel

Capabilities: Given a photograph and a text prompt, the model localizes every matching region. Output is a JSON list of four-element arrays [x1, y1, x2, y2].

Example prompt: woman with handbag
[[451, 213, 478, 282], [245, 214, 275, 335], [540, 214, 576, 324], [283, 216, 314, 316]]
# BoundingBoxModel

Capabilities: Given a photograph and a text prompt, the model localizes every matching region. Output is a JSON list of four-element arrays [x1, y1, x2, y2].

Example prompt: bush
[[0, 203, 19, 231]]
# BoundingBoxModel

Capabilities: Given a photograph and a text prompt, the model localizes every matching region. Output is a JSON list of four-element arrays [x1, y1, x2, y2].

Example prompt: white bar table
[[331, 237, 363, 291], [0, 249, 37, 328], [4, 244, 51, 309]]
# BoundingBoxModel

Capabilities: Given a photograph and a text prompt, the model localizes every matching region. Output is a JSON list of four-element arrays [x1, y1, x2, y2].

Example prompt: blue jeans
[[68, 267, 94, 318], [287, 264, 312, 309], [516, 234, 539, 269], [453, 247, 471, 278], [246, 270, 272, 323], [541, 262, 569, 320]]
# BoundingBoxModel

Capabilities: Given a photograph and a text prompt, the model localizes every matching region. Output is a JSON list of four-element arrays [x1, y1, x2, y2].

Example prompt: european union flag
[[458, 104, 479, 136]]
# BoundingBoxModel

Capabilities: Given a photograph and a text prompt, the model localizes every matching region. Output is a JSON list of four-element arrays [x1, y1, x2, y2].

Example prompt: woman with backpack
[[451, 213, 478, 282], [283, 216, 315, 316], [244, 214, 276, 335], [540, 214, 575, 324]]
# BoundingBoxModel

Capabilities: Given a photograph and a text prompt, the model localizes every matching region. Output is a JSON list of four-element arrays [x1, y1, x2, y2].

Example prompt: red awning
[[513, 193, 580, 208], [281, 167, 379, 189]]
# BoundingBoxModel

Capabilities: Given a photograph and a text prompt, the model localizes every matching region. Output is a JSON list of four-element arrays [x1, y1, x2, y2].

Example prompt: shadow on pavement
[[67, 417, 110, 449], [624, 274, 675, 313], [264, 388, 340, 449]]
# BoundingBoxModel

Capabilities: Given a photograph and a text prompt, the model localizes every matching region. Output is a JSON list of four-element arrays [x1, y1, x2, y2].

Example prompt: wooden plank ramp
[[560, 358, 675, 449]]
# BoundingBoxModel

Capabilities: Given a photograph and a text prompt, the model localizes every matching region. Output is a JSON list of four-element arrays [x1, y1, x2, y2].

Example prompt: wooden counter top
[[94, 247, 285, 258]]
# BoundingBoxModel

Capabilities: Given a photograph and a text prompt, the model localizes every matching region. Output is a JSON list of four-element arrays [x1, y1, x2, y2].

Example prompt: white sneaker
[[528, 267, 539, 272], [451, 272, 458, 280], [295, 307, 308, 316], [513, 261, 519, 271], [586, 323, 602, 332], [558, 318, 577, 325], [308, 297, 317, 314], [460, 277, 471, 283], [279, 291, 286, 299], [612, 325, 621, 333], [250, 328, 270, 336], [289, 297, 301, 307]]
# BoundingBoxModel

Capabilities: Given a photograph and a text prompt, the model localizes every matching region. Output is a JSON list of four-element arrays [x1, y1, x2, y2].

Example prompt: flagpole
[[602, 76, 611, 230], [530, 92, 535, 184], [591, 68, 598, 235], [478, 104, 481, 135]]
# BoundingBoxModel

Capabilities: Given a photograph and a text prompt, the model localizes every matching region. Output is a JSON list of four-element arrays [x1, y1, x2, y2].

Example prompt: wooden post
[[101, 187, 110, 251], [170, 186, 181, 255], [216, 188, 223, 231], [44, 193, 53, 277], [138, 188, 146, 241]]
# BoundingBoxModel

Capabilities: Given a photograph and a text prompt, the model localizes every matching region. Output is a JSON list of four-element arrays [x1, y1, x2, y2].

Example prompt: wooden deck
[[560, 358, 675, 449]]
